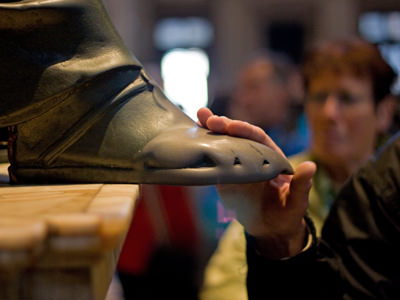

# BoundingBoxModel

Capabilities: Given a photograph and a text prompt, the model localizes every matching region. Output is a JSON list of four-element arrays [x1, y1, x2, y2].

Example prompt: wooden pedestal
[[0, 163, 138, 300]]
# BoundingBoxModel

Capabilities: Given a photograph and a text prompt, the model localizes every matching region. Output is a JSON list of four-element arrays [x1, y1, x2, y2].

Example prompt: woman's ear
[[376, 95, 396, 132]]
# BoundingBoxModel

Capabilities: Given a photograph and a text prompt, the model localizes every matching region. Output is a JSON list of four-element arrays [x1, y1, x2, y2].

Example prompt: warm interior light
[[161, 48, 210, 121]]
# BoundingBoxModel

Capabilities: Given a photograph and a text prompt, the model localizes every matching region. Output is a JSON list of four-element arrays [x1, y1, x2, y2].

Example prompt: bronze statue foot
[[8, 69, 292, 184], [1, 0, 292, 185]]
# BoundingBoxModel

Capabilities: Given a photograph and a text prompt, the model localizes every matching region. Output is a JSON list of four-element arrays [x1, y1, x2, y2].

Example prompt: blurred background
[[103, 0, 400, 120], [1, 1, 400, 299], [1, 0, 400, 144], [99, 1, 400, 300]]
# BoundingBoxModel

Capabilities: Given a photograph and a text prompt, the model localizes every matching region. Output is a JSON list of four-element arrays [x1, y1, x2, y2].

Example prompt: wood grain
[[0, 163, 139, 300]]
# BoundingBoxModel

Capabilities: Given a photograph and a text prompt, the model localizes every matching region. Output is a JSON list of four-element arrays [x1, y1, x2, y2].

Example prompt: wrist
[[251, 218, 308, 260]]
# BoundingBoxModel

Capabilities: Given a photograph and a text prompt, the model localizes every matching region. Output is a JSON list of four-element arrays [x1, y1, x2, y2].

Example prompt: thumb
[[287, 161, 316, 210]]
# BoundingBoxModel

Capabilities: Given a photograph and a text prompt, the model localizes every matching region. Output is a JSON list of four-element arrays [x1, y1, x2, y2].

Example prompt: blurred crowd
[[109, 37, 398, 300]]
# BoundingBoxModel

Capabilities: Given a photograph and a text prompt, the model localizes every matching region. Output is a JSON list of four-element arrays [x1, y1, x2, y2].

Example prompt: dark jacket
[[246, 132, 400, 300]]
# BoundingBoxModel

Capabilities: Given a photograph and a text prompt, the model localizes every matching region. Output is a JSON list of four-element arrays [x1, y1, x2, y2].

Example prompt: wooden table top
[[0, 160, 139, 299], [0, 163, 138, 263]]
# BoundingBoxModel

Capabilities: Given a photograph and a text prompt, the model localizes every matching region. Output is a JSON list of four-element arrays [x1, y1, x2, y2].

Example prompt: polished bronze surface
[[0, 0, 292, 185]]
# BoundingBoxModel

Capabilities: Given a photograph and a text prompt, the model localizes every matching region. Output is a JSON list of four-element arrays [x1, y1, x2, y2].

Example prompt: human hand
[[197, 107, 316, 259]]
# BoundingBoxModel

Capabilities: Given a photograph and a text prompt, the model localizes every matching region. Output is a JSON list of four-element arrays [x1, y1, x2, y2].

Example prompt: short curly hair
[[303, 38, 396, 104]]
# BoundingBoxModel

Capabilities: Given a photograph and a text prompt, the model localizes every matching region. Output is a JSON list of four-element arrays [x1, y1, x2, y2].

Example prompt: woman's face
[[306, 73, 380, 166]]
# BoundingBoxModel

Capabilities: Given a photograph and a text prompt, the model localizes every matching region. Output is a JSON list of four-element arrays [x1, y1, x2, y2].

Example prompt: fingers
[[226, 120, 285, 156], [197, 108, 236, 134], [206, 115, 231, 133], [287, 161, 317, 210], [197, 108, 235, 133], [197, 107, 213, 129], [197, 108, 285, 157], [269, 174, 292, 189]]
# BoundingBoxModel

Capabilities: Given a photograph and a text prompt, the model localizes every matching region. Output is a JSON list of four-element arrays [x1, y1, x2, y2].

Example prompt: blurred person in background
[[210, 50, 309, 157], [200, 37, 397, 300]]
